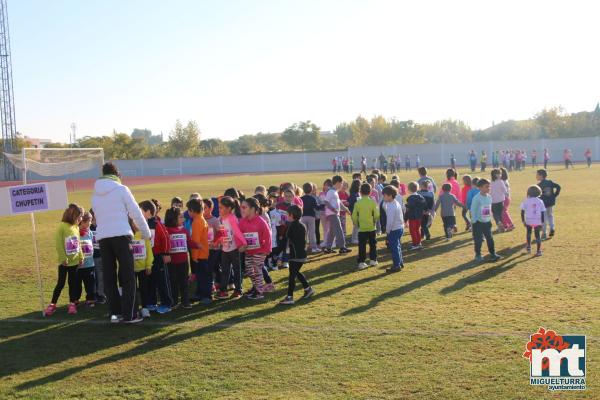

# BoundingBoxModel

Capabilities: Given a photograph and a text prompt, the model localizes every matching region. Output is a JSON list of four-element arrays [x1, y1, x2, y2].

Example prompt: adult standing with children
[[92, 162, 151, 324]]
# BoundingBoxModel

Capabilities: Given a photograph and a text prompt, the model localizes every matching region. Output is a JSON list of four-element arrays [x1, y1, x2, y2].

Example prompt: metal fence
[[2, 136, 599, 181]]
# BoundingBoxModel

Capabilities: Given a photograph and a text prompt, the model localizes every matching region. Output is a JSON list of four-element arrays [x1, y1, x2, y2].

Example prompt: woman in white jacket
[[91, 162, 151, 323]]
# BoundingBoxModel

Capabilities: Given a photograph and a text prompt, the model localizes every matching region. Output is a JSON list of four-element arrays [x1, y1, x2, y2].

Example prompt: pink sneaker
[[45, 303, 57, 316], [67, 303, 77, 314]]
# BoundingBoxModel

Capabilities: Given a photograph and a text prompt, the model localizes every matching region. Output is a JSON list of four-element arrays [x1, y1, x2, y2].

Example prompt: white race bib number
[[132, 240, 147, 261], [207, 227, 214, 243], [81, 239, 94, 257], [65, 236, 80, 256], [244, 232, 260, 250], [169, 233, 188, 253], [481, 205, 492, 222]]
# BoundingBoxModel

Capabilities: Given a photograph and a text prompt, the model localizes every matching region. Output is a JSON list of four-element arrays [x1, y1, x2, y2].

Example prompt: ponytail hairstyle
[[349, 179, 361, 196], [491, 168, 501, 181], [253, 193, 272, 209], [164, 207, 181, 228], [500, 167, 509, 181], [243, 197, 262, 215], [220, 196, 241, 218]]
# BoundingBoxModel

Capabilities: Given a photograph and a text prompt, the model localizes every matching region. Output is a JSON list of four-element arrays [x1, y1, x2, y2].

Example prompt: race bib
[[132, 240, 147, 261], [279, 211, 289, 223], [150, 229, 155, 248], [91, 230, 99, 250], [244, 232, 260, 250], [169, 233, 188, 253], [207, 227, 214, 243], [81, 239, 94, 258], [481, 205, 492, 221], [65, 236, 80, 256]]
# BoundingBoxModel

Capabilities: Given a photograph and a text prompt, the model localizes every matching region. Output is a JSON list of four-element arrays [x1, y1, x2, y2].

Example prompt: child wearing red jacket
[[139, 200, 172, 314], [239, 197, 272, 300], [164, 206, 198, 309], [460, 175, 473, 231]]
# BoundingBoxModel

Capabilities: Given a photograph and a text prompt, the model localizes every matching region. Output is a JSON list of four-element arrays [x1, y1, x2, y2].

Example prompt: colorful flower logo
[[523, 327, 570, 370]]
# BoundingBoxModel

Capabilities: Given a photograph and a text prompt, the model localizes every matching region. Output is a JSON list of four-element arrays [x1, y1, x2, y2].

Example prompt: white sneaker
[[110, 314, 123, 324], [311, 247, 322, 254], [357, 262, 368, 270], [367, 259, 378, 267], [281, 262, 289, 269], [409, 244, 423, 250], [141, 308, 150, 318]]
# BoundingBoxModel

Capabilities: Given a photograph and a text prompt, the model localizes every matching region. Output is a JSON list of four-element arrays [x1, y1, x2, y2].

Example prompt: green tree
[[167, 120, 201, 157], [281, 121, 321, 150], [200, 138, 230, 156]]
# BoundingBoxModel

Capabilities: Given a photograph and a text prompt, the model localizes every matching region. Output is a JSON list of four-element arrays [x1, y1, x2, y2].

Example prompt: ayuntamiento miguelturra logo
[[523, 327, 586, 391]]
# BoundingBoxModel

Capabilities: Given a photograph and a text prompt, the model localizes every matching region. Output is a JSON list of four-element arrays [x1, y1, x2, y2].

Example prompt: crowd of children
[[45, 165, 562, 322]]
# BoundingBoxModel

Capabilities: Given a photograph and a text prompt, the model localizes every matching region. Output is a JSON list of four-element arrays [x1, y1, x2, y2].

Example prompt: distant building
[[24, 136, 53, 148]]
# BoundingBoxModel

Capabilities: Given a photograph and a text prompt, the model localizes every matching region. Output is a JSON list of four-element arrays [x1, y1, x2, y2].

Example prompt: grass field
[[0, 165, 598, 399]]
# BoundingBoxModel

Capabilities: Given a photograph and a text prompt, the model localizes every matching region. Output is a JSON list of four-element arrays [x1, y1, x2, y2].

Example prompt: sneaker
[[200, 298, 212, 305], [322, 248, 334, 254], [489, 253, 501, 262], [535, 250, 543, 257], [409, 244, 423, 251], [156, 305, 171, 314], [311, 247, 322, 254], [474, 254, 483, 262], [67, 303, 77, 314], [526, 246, 531, 254], [549, 229, 555, 237], [231, 291, 242, 299], [147, 304, 158, 312], [338, 248, 352, 254], [247, 292, 264, 300], [357, 262, 368, 270], [124, 316, 143, 324], [141, 308, 151, 318], [281, 262, 289, 269], [44, 303, 57, 316], [110, 314, 123, 323], [541, 233, 547, 241], [227, 283, 236, 290], [182, 303, 192, 309], [302, 287, 315, 299], [386, 266, 401, 273], [263, 283, 275, 293], [367, 259, 378, 267], [215, 291, 229, 300], [279, 296, 295, 305], [85, 300, 96, 308], [96, 296, 107, 305]]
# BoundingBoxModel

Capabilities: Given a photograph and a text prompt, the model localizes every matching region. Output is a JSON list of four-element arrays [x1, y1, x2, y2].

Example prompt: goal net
[[3, 148, 105, 182]]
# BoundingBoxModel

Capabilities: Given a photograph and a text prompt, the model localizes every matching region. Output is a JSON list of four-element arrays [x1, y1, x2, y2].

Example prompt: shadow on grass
[[0, 231, 517, 391], [340, 243, 527, 317]]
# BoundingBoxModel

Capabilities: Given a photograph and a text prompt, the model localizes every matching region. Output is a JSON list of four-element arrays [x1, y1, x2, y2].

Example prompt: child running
[[520, 185, 546, 256], [352, 182, 380, 270], [239, 197, 272, 300], [470, 179, 501, 262], [536, 169, 561, 240], [279, 205, 315, 305], [434, 183, 465, 240], [405, 182, 426, 250], [45, 204, 84, 316]]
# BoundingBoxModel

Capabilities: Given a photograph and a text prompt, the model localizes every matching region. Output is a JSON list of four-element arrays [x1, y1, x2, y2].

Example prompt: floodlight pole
[[22, 148, 45, 316]]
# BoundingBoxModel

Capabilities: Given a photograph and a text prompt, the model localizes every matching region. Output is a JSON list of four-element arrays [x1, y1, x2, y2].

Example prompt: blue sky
[[8, 0, 600, 142]]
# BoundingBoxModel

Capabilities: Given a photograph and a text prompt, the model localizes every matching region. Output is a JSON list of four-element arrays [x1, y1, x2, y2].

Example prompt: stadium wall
[[2, 136, 599, 181]]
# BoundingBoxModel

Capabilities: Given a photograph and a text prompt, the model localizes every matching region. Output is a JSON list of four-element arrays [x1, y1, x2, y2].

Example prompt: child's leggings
[[135, 270, 151, 307], [287, 261, 309, 297], [408, 219, 421, 245], [526, 225, 542, 250], [51, 264, 78, 304], [168, 261, 189, 305], [75, 267, 96, 301], [245, 253, 265, 294], [220, 250, 241, 292], [501, 197, 514, 229], [543, 206, 555, 234]]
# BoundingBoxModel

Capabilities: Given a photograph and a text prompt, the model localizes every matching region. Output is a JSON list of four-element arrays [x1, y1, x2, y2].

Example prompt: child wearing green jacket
[[352, 183, 380, 270], [131, 218, 154, 318], [46, 204, 84, 316]]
